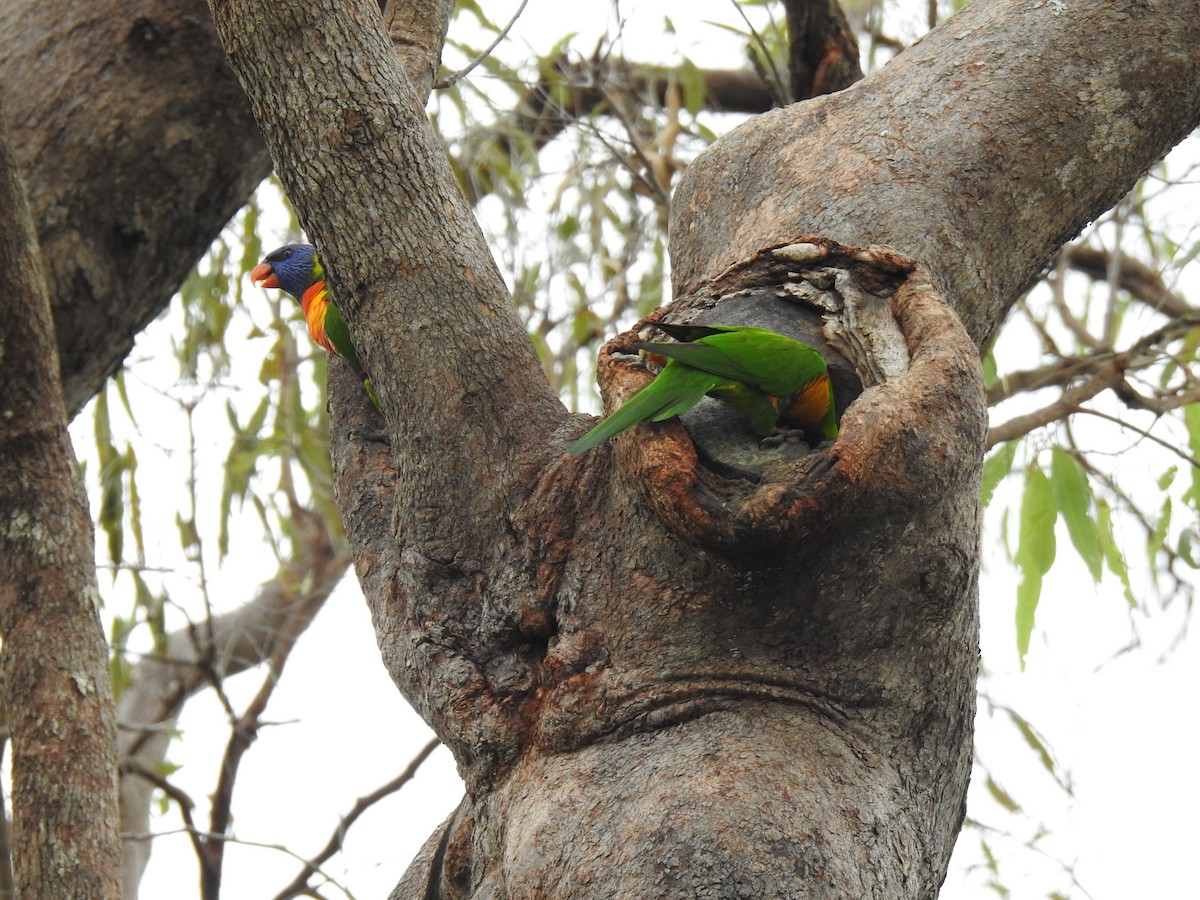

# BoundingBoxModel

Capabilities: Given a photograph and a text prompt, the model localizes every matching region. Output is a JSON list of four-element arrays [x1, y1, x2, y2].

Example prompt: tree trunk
[[0, 98, 122, 900], [204, 0, 1200, 897]]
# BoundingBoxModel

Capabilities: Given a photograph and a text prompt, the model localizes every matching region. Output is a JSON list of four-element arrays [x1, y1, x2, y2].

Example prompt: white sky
[[61, 1, 1200, 898]]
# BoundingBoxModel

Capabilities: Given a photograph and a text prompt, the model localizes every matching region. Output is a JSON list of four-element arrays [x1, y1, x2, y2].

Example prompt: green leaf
[[1014, 463, 1056, 668], [1184, 403, 1200, 512], [1149, 496, 1171, 568], [94, 390, 127, 569], [109, 613, 131, 700], [1096, 500, 1136, 607], [1005, 708, 1062, 787], [985, 774, 1021, 813], [981, 345, 998, 390], [98, 465, 124, 568], [981, 440, 1019, 509], [1049, 449, 1101, 581], [113, 369, 138, 428], [1157, 465, 1178, 491], [677, 59, 708, 117], [1173, 239, 1200, 270], [176, 512, 199, 554], [125, 446, 144, 561], [1177, 529, 1199, 569]]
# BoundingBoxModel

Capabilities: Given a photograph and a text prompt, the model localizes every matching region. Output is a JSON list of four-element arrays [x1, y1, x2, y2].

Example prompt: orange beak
[[250, 262, 280, 289]]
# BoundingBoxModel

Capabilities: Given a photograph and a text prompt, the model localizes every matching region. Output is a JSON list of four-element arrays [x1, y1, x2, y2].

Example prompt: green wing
[[321, 303, 362, 374], [322, 303, 379, 409], [640, 324, 828, 397]]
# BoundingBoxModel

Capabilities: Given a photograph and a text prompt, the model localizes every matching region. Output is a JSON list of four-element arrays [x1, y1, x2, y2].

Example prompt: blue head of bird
[[250, 243, 321, 301]]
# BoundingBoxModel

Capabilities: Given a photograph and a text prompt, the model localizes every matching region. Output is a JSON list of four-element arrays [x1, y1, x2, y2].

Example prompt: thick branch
[[209, 0, 563, 509], [1065, 245, 1196, 319], [671, 0, 1200, 349], [209, 0, 568, 787], [585, 241, 983, 556], [0, 0, 271, 416], [781, 0, 863, 100], [383, 0, 454, 104], [0, 97, 121, 900]]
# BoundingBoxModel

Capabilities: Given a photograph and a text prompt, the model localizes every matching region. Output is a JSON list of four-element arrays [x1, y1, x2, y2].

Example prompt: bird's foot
[[759, 427, 811, 451]]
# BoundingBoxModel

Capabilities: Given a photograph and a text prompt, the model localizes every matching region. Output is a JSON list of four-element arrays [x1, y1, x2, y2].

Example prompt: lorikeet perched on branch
[[250, 243, 377, 407], [569, 323, 838, 454]]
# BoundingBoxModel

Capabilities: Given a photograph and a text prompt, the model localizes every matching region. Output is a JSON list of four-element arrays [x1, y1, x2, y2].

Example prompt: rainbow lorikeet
[[250, 243, 377, 407], [569, 323, 838, 454]]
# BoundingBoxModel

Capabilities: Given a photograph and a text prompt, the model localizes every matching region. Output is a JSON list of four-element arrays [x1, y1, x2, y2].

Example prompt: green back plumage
[[568, 323, 837, 454], [646, 324, 829, 397], [322, 303, 378, 407]]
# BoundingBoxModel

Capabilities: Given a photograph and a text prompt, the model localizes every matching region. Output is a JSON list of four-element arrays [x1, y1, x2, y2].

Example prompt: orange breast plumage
[[300, 281, 335, 353], [781, 372, 832, 429]]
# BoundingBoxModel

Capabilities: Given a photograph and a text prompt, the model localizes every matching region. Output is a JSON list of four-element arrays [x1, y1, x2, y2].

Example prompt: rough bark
[[205, 0, 1199, 897], [0, 0, 271, 417], [781, 0, 863, 100], [0, 1, 822, 895], [671, 0, 1200, 350], [0, 98, 121, 899]]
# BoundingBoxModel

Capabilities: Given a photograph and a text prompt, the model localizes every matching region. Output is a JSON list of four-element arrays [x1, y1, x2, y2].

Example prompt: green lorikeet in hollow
[[568, 323, 838, 454], [250, 243, 378, 407]]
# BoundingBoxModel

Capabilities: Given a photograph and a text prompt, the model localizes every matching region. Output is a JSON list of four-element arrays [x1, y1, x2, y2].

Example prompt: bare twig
[[435, 0, 531, 90], [272, 736, 442, 900], [118, 521, 350, 895], [1075, 407, 1200, 470], [125, 828, 357, 899], [199, 605, 312, 900]]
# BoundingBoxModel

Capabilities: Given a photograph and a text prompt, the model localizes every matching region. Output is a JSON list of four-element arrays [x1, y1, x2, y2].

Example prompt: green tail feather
[[568, 364, 720, 454]]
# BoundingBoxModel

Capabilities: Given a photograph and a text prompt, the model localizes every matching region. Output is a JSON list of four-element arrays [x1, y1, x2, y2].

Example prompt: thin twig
[[200, 607, 310, 899], [730, 0, 788, 103], [126, 828, 357, 899], [121, 759, 206, 868], [435, 0, 531, 90], [272, 736, 443, 900], [1075, 407, 1200, 470]]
